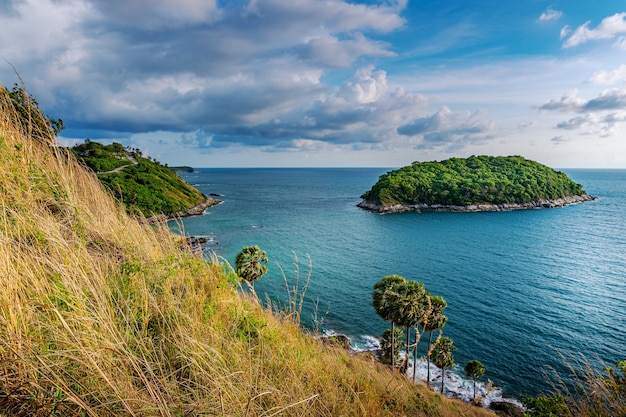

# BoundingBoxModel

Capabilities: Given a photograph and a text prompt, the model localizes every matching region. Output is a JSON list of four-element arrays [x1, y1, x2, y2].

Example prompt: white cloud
[[538, 7, 563, 22], [589, 65, 626, 85], [343, 66, 388, 104], [397, 106, 494, 150], [563, 12, 626, 48], [539, 90, 585, 112], [555, 113, 598, 130], [93, 0, 220, 30]]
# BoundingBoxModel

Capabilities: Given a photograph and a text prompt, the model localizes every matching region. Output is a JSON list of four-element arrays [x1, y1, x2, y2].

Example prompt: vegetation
[[431, 337, 457, 394], [425, 295, 448, 388], [523, 358, 626, 417], [4, 83, 64, 141], [361, 155, 587, 207], [381, 327, 405, 366], [372, 274, 407, 368], [71, 139, 206, 217], [1, 85, 504, 417], [235, 245, 269, 289], [464, 360, 486, 402], [170, 166, 195, 173]]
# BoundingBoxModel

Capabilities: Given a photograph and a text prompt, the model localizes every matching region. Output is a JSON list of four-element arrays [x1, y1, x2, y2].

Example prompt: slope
[[0, 86, 498, 416]]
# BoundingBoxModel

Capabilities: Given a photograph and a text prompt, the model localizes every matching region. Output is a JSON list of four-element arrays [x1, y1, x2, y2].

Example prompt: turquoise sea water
[[173, 168, 626, 401]]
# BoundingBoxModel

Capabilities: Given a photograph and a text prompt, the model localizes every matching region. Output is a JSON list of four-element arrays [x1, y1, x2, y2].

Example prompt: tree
[[431, 336, 456, 394], [372, 274, 406, 368], [380, 327, 405, 366], [235, 245, 268, 289], [388, 280, 429, 376], [424, 295, 448, 387], [464, 359, 485, 401]]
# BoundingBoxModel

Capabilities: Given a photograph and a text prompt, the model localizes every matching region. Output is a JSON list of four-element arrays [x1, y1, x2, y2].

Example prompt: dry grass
[[541, 354, 626, 417], [0, 85, 497, 416]]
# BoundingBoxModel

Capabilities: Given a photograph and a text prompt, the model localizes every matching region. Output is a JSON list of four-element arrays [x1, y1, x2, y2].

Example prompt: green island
[[359, 155, 595, 213], [70, 139, 220, 219], [2, 85, 623, 417]]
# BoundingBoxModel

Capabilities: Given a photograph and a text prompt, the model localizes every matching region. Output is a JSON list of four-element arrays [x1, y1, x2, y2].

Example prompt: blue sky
[[2, 0, 626, 168]]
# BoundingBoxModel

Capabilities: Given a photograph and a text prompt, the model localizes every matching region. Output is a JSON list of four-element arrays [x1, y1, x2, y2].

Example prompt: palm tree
[[424, 295, 448, 387], [431, 336, 456, 394], [380, 327, 405, 366], [389, 280, 429, 376], [235, 245, 268, 289], [372, 275, 406, 368], [464, 359, 486, 401]]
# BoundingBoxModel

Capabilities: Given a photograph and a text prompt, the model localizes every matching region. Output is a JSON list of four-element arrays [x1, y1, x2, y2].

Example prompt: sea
[[171, 168, 626, 404]]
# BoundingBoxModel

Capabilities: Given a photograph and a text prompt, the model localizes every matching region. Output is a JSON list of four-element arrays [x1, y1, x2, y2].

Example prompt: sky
[[2, 0, 626, 168]]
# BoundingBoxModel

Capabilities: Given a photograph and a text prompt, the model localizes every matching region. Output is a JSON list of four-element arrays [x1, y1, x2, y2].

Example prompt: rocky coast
[[357, 193, 596, 214], [148, 195, 222, 223]]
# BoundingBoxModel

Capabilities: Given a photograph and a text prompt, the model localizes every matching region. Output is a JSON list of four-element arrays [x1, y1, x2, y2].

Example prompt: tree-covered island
[[359, 155, 596, 213]]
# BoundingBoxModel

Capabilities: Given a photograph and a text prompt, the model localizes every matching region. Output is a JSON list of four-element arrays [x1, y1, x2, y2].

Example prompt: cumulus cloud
[[537, 7, 562, 22], [555, 114, 598, 130], [541, 85, 626, 137], [538, 90, 585, 112], [397, 106, 493, 150], [343, 66, 388, 104], [583, 88, 626, 111], [562, 12, 626, 48]]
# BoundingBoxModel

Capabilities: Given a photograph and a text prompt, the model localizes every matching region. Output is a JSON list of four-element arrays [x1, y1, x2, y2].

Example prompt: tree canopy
[[360, 155, 587, 207]]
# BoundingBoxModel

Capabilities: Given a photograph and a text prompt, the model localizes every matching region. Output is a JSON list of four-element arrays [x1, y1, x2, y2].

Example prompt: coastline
[[147, 194, 222, 223], [357, 193, 597, 214]]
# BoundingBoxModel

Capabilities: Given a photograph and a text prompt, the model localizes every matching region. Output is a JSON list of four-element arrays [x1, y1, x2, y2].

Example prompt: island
[[358, 155, 596, 213]]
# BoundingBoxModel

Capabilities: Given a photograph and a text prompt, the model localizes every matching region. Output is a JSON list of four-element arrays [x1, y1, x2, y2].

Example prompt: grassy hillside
[[71, 140, 206, 217], [361, 155, 588, 208], [0, 87, 499, 416]]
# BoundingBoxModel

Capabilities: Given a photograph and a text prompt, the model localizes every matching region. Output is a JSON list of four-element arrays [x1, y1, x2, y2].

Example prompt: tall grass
[[0, 84, 497, 416], [537, 354, 626, 417]]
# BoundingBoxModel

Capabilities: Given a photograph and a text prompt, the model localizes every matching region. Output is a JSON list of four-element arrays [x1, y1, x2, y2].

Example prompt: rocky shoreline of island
[[148, 195, 222, 223], [357, 193, 597, 214]]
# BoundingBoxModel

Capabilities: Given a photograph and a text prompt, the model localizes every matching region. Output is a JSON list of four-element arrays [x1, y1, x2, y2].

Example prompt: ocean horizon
[[172, 167, 626, 404]]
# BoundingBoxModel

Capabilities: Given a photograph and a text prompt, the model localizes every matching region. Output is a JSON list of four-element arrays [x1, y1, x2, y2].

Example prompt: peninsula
[[358, 155, 596, 213]]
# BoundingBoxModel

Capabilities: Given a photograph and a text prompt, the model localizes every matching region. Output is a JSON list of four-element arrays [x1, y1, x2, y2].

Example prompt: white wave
[[324, 331, 522, 409]]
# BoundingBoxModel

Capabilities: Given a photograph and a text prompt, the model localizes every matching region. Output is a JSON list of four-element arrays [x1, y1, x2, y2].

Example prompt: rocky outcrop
[[490, 401, 525, 417], [176, 195, 222, 217], [357, 194, 596, 214], [147, 195, 222, 223]]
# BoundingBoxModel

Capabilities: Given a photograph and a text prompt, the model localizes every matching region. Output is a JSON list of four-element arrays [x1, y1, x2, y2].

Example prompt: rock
[[358, 193, 597, 214], [319, 334, 352, 350], [489, 401, 525, 417]]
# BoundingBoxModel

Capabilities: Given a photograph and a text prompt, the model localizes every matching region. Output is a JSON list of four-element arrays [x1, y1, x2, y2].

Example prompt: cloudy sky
[[2, 0, 626, 168]]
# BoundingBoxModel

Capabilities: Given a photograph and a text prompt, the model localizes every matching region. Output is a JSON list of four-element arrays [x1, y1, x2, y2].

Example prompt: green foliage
[[465, 359, 486, 380], [5, 83, 64, 139], [361, 155, 586, 206], [465, 359, 486, 401], [70, 140, 205, 217], [380, 327, 405, 366], [235, 245, 268, 288], [522, 395, 571, 417], [431, 336, 456, 393], [372, 274, 407, 322], [72, 140, 132, 172]]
